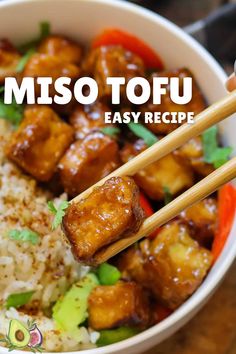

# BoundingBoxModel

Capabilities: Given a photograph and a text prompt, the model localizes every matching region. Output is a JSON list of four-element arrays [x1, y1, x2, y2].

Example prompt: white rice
[[0, 120, 96, 352]]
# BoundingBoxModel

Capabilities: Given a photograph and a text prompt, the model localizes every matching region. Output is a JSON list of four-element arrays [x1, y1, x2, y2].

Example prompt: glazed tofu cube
[[6, 106, 74, 181], [174, 137, 214, 176], [83, 46, 145, 99], [69, 101, 115, 140], [0, 39, 21, 84], [180, 198, 217, 245], [38, 35, 82, 65], [115, 244, 148, 284], [62, 176, 145, 264], [141, 68, 206, 135], [58, 131, 120, 196], [23, 53, 80, 96], [88, 281, 150, 330], [121, 139, 194, 200], [145, 222, 212, 309]]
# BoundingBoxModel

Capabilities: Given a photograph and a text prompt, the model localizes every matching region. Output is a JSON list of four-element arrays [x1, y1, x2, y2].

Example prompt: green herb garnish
[[97, 327, 139, 347], [16, 48, 36, 73], [163, 186, 172, 205], [97, 263, 121, 285], [0, 98, 24, 126], [8, 229, 39, 245], [18, 21, 51, 53], [6, 291, 35, 310], [0, 86, 4, 94], [128, 122, 158, 147], [202, 126, 233, 168], [48, 200, 69, 230], [101, 126, 121, 137], [40, 21, 51, 39]]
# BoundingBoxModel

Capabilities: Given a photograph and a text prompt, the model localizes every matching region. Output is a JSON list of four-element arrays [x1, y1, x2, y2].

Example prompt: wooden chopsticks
[[72, 90, 236, 204], [93, 157, 236, 265], [69, 90, 236, 265]]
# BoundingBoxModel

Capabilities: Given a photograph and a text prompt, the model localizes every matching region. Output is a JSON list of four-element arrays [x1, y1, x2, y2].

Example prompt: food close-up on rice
[[0, 120, 96, 352], [0, 6, 235, 352]]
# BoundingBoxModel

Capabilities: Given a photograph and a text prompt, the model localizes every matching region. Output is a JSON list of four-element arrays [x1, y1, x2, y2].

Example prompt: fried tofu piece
[[23, 53, 80, 96], [62, 176, 145, 264], [83, 45, 145, 99], [174, 137, 214, 176], [88, 281, 150, 330], [0, 39, 21, 84], [121, 139, 194, 200], [38, 35, 82, 65], [69, 101, 115, 140], [144, 222, 212, 309], [58, 131, 120, 196], [180, 198, 218, 245], [115, 244, 148, 284], [6, 106, 74, 181], [141, 68, 206, 135]]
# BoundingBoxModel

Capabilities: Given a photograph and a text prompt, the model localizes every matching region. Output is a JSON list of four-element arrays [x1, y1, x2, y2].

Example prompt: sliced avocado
[[53, 273, 98, 339], [8, 319, 30, 348]]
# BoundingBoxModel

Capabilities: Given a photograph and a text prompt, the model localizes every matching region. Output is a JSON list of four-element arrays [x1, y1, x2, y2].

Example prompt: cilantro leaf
[[8, 229, 39, 245], [163, 186, 172, 205], [128, 122, 158, 147], [210, 147, 233, 168], [47, 200, 57, 214], [6, 291, 35, 310], [202, 126, 233, 168], [16, 47, 35, 73], [0, 98, 24, 126], [47, 200, 69, 230], [100, 126, 121, 137]]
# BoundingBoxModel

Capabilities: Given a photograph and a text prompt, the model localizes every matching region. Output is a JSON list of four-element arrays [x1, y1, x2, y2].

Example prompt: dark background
[[127, 0, 236, 73]]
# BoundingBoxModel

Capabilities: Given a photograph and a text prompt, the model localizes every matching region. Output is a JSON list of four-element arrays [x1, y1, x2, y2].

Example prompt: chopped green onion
[[128, 122, 158, 147], [47, 200, 69, 230], [0, 98, 24, 126], [100, 126, 121, 137], [163, 186, 172, 205], [40, 21, 51, 39], [8, 229, 39, 245], [210, 147, 233, 168], [97, 327, 139, 347], [6, 291, 35, 310], [202, 126, 233, 168], [16, 48, 35, 73], [18, 21, 51, 53], [97, 263, 121, 285]]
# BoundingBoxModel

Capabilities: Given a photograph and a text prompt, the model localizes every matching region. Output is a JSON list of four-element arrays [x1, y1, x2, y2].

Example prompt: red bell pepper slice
[[92, 28, 164, 70], [140, 192, 160, 238], [212, 184, 236, 261]]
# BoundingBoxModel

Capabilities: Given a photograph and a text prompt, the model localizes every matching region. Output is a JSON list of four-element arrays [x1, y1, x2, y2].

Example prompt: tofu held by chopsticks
[[62, 176, 145, 264]]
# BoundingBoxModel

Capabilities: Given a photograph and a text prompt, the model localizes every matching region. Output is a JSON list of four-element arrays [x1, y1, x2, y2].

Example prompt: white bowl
[[0, 0, 235, 353]]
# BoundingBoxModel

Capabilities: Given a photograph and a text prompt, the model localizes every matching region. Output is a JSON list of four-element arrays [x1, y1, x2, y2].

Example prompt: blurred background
[[124, 1, 236, 354], [127, 0, 236, 74]]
